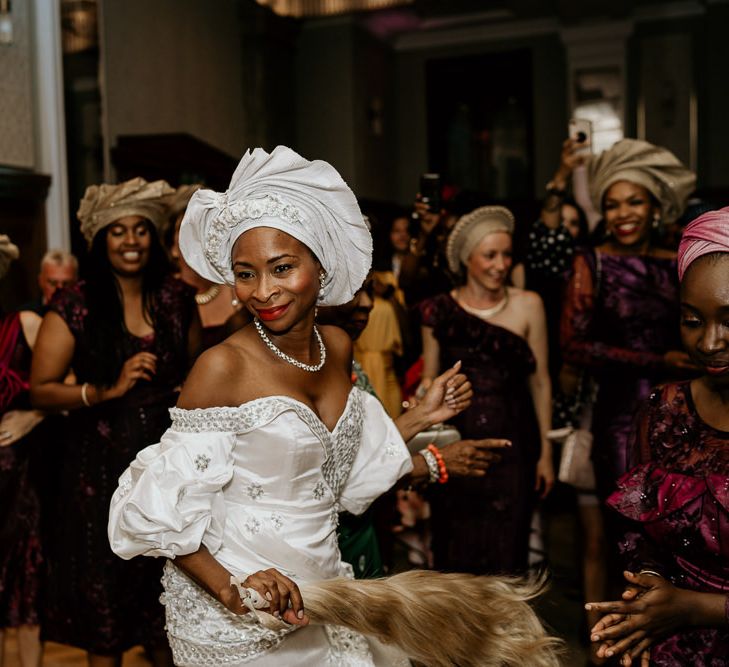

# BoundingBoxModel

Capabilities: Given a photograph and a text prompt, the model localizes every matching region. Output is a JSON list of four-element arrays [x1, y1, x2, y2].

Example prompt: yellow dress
[[354, 296, 403, 418]]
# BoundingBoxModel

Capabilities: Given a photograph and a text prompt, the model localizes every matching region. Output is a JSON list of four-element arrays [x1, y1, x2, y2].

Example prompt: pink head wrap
[[677, 206, 729, 281]]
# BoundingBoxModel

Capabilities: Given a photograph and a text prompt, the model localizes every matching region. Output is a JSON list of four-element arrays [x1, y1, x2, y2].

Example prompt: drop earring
[[318, 271, 326, 300]]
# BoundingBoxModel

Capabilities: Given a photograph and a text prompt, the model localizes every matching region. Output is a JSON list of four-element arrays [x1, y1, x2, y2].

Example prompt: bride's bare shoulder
[[177, 328, 257, 409]]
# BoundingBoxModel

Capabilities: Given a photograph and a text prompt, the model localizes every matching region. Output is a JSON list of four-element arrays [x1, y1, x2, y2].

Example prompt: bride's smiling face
[[232, 227, 321, 329]]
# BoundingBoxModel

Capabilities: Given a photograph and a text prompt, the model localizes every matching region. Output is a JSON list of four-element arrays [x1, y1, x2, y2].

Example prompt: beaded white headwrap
[[178, 146, 372, 306]]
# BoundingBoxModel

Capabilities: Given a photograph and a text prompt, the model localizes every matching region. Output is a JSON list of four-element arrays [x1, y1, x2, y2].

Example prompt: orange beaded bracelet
[[427, 443, 449, 484]]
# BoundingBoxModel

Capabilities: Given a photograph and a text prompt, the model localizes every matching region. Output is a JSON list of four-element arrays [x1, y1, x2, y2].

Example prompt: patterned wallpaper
[[0, 0, 35, 168]]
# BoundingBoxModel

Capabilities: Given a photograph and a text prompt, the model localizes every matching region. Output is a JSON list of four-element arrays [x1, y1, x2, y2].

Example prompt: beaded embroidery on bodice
[[168, 389, 364, 500]]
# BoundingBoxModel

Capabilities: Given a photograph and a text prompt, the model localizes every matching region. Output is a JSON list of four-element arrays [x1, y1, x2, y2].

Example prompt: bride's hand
[[240, 568, 309, 626], [415, 361, 473, 424]]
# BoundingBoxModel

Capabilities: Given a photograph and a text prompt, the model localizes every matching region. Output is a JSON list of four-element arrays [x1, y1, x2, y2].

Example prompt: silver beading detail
[[324, 625, 375, 666], [419, 448, 440, 484], [161, 561, 294, 665], [313, 480, 327, 500], [169, 390, 364, 503], [205, 193, 304, 279], [246, 482, 264, 501], [194, 454, 211, 472], [254, 318, 326, 372], [244, 517, 261, 535]]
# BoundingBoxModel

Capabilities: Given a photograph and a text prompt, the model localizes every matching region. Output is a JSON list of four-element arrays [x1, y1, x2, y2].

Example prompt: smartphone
[[419, 173, 442, 213], [568, 118, 592, 156]]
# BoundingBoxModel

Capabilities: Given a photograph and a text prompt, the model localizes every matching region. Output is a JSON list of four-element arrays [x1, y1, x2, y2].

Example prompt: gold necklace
[[457, 288, 509, 319], [195, 285, 221, 306]]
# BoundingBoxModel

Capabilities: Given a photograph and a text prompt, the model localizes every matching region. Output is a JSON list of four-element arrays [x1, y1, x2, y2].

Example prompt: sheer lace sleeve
[[561, 251, 665, 371], [108, 425, 235, 560]]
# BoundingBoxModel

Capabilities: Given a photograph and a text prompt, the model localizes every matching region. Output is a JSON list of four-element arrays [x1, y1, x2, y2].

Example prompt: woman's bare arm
[[30, 311, 85, 410], [420, 325, 441, 393], [523, 291, 554, 497]]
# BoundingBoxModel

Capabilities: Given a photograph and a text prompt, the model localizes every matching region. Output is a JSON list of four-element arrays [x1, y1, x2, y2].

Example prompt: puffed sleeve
[[108, 426, 235, 560], [339, 390, 412, 516]]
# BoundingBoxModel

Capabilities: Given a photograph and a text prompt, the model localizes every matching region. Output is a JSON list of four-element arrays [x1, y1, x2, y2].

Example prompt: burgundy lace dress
[[42, 278, 195, 654], [608, 382, 729, 665], [0, 312, 42, 628], [420, 293, 541, 574], [561, 249, 681, 499]]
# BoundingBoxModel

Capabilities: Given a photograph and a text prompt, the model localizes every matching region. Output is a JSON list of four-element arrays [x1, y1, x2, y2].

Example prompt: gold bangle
[[81, 382, 91, 407]]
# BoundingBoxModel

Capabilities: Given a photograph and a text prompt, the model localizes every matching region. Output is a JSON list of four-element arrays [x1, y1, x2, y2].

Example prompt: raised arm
[[541, 138, 583, 229], [420, 325, 441, 393]]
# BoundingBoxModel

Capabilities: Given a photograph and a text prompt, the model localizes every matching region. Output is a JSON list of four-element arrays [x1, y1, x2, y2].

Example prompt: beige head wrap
[[78, 177, 175, 246], [163, 184, 203, 224], [0, 235, 19, 280], [446, 206, 515, 273], [179, 145, 372, 306], [588, 139, 696, 225]]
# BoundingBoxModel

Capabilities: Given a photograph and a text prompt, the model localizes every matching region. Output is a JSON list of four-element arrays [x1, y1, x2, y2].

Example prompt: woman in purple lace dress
[[420, 206, 554, 574], [587, 208, 729, 666], [561, 140, 697, 500], [30, 180, 200, 665]]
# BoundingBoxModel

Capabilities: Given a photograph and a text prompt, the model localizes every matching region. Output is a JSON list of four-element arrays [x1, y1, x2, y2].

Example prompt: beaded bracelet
[[427, 443, 449, 484], [419, 448, 440, 484]]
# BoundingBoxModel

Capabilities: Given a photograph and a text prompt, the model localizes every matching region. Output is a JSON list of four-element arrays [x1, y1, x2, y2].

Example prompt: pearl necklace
[[456, 288, 509, 320], [195, 285, 221, 305], [254, 318, 327, 372]]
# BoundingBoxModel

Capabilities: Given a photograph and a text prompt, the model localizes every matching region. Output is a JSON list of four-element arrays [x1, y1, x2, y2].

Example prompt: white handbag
[[554, 401, 596, 492], [406, 424, 461, 456]]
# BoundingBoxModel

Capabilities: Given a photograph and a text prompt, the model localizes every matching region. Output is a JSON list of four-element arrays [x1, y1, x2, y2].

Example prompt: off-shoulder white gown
[[108, 387, 413, 666]]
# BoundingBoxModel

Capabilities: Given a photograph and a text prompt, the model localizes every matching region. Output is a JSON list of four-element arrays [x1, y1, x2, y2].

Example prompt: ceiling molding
[[394, 16, 560, 52]]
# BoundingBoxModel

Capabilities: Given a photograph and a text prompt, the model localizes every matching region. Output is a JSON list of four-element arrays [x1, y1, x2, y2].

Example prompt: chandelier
[[255, 0, 413, 18]]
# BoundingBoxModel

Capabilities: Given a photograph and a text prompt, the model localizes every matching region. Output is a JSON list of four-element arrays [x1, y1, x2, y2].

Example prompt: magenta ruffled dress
[[608, 381, 729, 665]]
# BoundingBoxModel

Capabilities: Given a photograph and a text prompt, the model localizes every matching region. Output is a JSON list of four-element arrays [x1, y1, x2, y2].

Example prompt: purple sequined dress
[[420, 294, 540, 574], [561, 249, 681, 499], [608, 382, 729, 665], [42, 278, 195, 654]]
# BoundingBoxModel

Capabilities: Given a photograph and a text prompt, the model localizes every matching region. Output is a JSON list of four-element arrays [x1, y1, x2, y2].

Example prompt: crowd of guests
[[0, 134, 727, 666]]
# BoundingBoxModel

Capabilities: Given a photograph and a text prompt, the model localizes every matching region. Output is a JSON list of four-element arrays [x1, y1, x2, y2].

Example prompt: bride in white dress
[[108, 146, 561, 667]]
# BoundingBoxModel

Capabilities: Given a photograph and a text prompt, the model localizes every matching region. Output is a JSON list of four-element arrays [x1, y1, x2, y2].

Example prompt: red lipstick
[[256, 304, 290, 321], [705, 364, 729, 377]]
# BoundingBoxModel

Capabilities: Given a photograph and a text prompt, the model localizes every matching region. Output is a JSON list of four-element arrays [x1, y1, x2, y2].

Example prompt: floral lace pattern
[[206, 193, 303, 280], [324, 625, 375, 666], [161, 561, 294, 665]]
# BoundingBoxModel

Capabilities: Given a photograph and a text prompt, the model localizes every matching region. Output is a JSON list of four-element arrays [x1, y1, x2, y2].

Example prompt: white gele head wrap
[[446, 206, 515, 274], [178, 146, 373, 306]]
